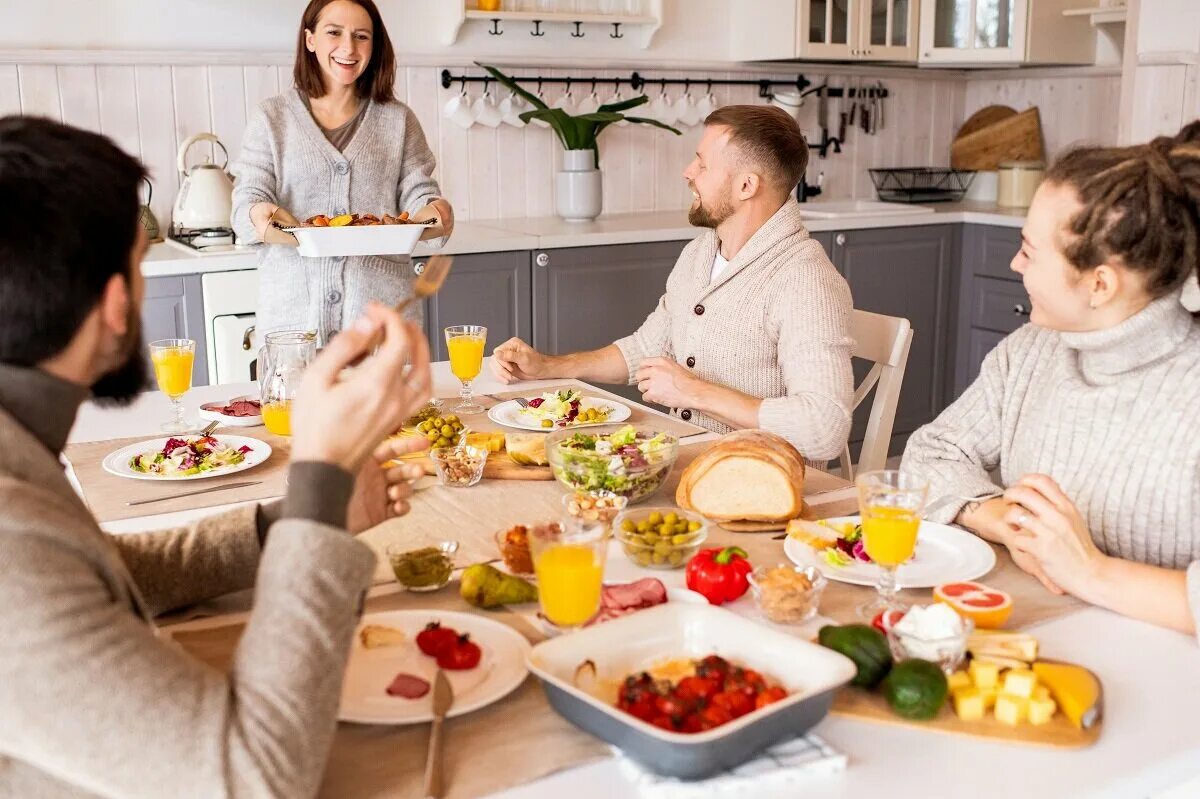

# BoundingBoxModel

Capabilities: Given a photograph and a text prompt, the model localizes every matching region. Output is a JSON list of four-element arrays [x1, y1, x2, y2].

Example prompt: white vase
[[555, 149, 603, 222]]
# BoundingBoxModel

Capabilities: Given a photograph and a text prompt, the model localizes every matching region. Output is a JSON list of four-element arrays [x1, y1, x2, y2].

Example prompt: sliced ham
[[201, 399, 262, 417], [385, 672, 430, 699], [587, 579, 668, 626]]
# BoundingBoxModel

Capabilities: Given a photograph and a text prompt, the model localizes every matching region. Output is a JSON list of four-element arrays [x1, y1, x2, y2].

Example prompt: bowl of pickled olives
[[614, 507, 708, 570], [412, 413, 468, 449]]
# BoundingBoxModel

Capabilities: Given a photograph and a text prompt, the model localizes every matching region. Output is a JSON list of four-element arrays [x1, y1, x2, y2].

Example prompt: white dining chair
[[836, 309, 914, 481]]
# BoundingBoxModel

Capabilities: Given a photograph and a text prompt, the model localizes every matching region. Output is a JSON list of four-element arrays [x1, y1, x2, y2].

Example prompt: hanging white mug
[[473, 89, 503, 128], [500, 90, 533, 127], [674, 91, 699, 127], [443, 87, 476, 129], [649, 88, 677, 125], [695, 87, 717, 121], [551, 86, 577, 118], [576, 88, 602, 116], [530, 84, 551, 129]]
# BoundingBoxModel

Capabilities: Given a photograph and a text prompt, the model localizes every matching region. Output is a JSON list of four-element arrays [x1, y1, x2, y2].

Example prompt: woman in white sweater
[[231, 0, 453, 343], [902, 121, 1200, 638]]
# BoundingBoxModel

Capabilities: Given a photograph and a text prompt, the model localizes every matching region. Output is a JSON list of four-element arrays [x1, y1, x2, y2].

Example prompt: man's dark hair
[[703, 104, 809, 193], [0, 115, 146, 365]]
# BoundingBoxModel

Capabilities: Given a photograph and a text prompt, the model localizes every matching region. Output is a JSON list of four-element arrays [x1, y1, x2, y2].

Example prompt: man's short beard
[[688, 186, 735, 229], [91, 310, 148, 407]]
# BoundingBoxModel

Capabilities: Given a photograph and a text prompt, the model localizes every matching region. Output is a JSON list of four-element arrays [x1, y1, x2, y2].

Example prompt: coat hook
[[488, 18, 503, 35], [531, 20, 545, 36], [571, 21, 585, 37], [610, 21, 623, 38]]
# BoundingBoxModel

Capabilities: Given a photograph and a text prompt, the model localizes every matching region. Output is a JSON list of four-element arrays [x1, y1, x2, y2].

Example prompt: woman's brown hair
[[1047, 120, 1200, 297], [294, 0, 395, 103]]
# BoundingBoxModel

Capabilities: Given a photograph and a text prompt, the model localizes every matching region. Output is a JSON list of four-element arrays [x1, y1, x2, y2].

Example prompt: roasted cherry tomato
[[416, 622, 458, 657], [675, 675, 721, 702], [755, 686, 789, 709], [436, 634, 482, 670]]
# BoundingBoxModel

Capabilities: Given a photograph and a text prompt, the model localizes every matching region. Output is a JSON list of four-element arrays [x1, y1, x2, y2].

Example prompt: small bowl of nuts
[[429, 444, 488, 487], [562, 489, 628, 531], [747, 564, 827, 625]]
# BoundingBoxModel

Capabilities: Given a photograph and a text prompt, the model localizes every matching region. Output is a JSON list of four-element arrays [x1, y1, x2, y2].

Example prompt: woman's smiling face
[[305, 0, 373, 92]]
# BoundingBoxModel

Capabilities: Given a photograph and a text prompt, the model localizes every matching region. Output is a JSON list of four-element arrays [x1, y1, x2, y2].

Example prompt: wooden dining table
[[69, 362, 1200, 799]]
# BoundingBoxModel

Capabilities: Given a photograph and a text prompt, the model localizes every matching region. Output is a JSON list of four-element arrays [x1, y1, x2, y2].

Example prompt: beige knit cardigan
[[615, 198, 855, 462]]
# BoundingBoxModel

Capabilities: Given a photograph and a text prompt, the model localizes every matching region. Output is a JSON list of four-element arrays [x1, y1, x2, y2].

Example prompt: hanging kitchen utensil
[[837, 80, 848, 142], [848, 78, 859, 128], [876, 80, 885, 131], [817, 84, 829, 159], [172, 132, 234, 233], [138, 176, 162, 242]]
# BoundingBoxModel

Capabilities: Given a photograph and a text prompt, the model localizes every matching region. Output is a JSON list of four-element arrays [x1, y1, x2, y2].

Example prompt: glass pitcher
[[258, 330, 316, 436]]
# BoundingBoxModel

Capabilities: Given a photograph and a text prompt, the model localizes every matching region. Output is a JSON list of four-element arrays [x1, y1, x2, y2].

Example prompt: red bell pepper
[[686, 547, 752, 605]]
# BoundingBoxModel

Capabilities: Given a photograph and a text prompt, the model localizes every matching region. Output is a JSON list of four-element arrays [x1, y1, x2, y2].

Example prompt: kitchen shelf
[[1062, 5, 1128, 25], [431, 1, 663, 47], [463, 10, 658, 26]]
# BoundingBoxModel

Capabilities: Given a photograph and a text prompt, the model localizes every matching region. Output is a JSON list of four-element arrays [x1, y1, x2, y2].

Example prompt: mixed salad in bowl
[[546, 424, 678, 503], [129, 436, 252, 477], [520, 388, 612, 429]]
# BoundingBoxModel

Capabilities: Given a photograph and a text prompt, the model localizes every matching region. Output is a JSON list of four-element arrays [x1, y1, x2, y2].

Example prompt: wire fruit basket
[[869, 167, 976, 203]]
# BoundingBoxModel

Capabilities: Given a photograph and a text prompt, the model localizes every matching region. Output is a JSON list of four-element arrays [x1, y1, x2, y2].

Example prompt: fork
[[513, 397, 529, 409], [396, 255, 453, 316]]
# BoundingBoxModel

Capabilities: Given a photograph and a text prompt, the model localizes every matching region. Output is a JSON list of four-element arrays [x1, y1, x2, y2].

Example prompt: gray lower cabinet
[[828, 225, 956, 457], [953, 226, 1028, 397], [531, 241, 687, 403], [141, 274, 209, 387], [421, 251, 532, 362]]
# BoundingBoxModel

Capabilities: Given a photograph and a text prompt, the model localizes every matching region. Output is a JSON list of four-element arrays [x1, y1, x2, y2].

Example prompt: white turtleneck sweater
[[902, 289, 1200, 636]]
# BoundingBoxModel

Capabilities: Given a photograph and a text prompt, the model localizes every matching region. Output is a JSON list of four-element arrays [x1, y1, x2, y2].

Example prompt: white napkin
[[615, 734, 846, 798]]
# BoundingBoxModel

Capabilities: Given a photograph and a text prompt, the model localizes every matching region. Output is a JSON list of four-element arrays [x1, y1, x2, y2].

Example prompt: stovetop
[[166, 227, 253, 257]]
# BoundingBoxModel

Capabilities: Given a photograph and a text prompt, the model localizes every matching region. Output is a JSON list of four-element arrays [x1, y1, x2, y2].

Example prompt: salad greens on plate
[[520, 388, 611, 428], [129, 436, 251, 477]]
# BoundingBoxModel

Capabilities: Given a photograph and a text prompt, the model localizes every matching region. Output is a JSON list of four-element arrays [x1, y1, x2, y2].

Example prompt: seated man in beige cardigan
[[0, 117, 430, 797], [492, 105, 854, 461]]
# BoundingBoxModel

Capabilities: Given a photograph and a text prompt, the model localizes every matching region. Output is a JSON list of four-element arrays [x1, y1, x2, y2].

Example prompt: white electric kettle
[[172, 132, 234, 231]]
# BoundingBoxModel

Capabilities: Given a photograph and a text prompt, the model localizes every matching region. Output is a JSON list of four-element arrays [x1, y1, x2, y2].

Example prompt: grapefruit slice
[[933, 581, 1013, 628]]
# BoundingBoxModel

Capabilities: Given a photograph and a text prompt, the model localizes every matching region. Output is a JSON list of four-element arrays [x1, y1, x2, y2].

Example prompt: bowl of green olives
[[614, 507, 708, 570], [412, 413, 468, 449]]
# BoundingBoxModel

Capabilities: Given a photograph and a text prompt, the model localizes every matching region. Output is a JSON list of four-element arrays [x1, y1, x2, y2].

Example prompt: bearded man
[[491, 105, 854, 461]]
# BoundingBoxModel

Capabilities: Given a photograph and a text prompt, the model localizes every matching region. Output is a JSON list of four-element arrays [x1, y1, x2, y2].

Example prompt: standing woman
[[232, 0, 453, 344]]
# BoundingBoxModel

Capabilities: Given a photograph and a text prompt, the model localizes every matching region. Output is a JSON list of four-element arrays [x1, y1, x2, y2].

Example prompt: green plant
[[479, 62, 682, 168]]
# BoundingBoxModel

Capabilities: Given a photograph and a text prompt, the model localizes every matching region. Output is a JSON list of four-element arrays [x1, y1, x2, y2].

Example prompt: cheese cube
[[995, 693, 1028, 726], [1002, 669, 1038, 699], [1029, 696, 1057, 726], [948, 671, 972, 691], [1034, 685, 1052, 703], [979, 684, 999, 710], [969, 659, 1000, 690], [952, 687, 986, 721]]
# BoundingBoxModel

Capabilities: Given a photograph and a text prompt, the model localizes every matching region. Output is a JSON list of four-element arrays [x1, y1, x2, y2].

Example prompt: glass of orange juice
[[149, 339, 196, 433], [258, 330, 317, 437], [444, 325, 487, 415], [529, 522, 608, 631], [855, 470, 929, 619]]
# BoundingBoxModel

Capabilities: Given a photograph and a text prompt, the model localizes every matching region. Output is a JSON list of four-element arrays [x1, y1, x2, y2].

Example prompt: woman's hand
[[290, 303, 432, 474], [958, 497, 1064, 594], [249, 202, 280, 242], [1002, 474, 1108, 600], [415, 198, 454, 241], [345, 436, 428, 534]]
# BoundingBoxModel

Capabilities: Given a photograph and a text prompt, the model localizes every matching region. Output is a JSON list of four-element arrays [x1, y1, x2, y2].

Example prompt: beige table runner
[[64, 428, 291, 522]]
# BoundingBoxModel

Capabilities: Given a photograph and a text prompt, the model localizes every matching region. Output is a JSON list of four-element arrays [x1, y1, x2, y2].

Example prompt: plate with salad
[[488, 388, 632, 431], [102, 434, 272, 481], [783, 516, 995, 589]]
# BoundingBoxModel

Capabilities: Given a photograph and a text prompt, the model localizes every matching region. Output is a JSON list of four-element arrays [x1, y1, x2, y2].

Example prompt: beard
[[90, 308, 149, 407], [687, 182, 736, 228]]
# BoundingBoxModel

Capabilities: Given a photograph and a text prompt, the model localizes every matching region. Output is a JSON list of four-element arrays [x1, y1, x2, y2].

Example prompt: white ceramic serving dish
[[285, 221, 432, 258], [526, 602, 856, 778]]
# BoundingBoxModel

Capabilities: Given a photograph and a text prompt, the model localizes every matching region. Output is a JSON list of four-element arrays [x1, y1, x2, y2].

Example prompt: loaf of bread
[[676, 430, 806, 523]]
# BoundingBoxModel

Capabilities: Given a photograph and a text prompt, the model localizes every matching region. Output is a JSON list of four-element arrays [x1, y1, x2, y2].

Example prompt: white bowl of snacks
[[747, 564, 827, 625], [883, 603, 973, 673], [562, 489, 628, 530]]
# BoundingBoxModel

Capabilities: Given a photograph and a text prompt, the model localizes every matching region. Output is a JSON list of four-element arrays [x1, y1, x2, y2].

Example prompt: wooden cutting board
[[951, 106, 1045, 171], [830, 664, 1103, 749], [956, 104, 1017, 138]]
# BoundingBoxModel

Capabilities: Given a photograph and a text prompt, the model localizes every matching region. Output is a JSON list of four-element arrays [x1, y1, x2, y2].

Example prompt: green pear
[[460, 563, 538, 608]]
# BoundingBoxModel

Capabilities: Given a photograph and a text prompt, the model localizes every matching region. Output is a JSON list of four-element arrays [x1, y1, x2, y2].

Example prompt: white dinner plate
[[339, 610, 530, 725], [783, 515, 996, 589], [198, 395, 263, 428], [487, 396, 632, 432], [101, 435, 272, 481]]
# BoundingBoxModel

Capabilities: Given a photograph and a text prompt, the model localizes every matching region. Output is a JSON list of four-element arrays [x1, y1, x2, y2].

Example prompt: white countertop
[[141, 202, 1026, 279], [69, 366, 1200, 798]]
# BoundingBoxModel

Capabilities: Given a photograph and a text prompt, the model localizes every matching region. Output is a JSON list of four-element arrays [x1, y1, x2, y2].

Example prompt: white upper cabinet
[[918, 0, 1096, 65], [732, 0, 919, 62]]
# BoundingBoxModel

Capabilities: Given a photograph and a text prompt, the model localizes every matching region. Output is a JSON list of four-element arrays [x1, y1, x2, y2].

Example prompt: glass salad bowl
[[545, 424, 679, 504]]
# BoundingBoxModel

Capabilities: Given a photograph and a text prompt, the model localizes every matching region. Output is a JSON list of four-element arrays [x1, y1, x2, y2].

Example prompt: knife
[[126, 480, 262, 507], [817, 84, 829, 158], [424, 669, 454, 799]]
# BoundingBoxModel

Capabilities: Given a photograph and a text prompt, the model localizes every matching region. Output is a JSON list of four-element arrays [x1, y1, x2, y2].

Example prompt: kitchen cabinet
[[918, 0, 1095, 65], [952, 225, 1028, 396], [420, 251, 533, 362], [141, 274, 209, 387], [532, 240, 686, 402], [827, 225, 957, 455], [731, 0, 918, 62]]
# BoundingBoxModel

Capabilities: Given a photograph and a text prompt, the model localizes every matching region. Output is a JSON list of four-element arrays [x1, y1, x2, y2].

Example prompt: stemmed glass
[[148, 338, 196, 433], [855, 470, 929, 620], [444, 325, 488, 415]]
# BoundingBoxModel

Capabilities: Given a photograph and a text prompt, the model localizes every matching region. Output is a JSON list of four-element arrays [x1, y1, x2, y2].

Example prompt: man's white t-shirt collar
[[710, 250, 729, 283]]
